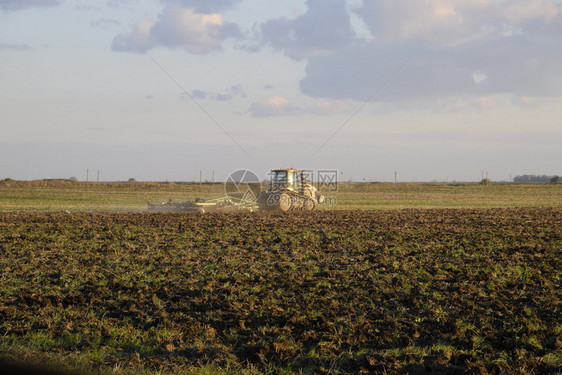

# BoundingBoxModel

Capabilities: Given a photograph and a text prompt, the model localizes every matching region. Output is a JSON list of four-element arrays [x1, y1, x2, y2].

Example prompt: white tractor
[[257, 169, 324, 211]]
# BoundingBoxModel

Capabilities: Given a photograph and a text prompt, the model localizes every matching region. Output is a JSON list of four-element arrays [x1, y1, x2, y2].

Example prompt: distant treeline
[[513, 174, 559, 183]]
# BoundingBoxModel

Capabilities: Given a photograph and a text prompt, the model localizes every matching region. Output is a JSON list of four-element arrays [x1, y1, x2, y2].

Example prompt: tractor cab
[[271, 169, 301, 191]]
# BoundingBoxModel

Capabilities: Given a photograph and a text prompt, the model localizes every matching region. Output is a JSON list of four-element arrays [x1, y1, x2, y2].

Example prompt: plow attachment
[[148, 196, 257, 213]]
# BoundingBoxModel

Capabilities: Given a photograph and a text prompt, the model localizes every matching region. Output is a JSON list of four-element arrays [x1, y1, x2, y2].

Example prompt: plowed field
[[0, 209, 560, 374]]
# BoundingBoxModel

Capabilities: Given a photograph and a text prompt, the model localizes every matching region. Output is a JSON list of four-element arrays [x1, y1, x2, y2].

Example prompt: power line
[[309, 54, 415, 160], [149, 55, 253, 160]]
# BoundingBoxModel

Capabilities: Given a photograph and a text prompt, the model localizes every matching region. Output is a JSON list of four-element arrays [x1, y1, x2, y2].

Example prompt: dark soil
[[0, 209, 560, 374]]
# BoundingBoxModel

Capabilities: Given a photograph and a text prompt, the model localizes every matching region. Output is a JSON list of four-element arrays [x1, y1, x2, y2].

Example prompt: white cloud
[[112, 16, 154, 53], [356, 0, 562, 46], [299, 34, 562, 104], [357, 0, 499, 46], [499, 0, 562, 25], [112, 4, 241, 54], [310, 100, 348, 115], [248, 96, 300, 117], [152, 6, 226, 53], [259, 0, 356, 59], [258, 1, 562, 106], [472, 71, 487, 85], [0, 0, 61, 11]]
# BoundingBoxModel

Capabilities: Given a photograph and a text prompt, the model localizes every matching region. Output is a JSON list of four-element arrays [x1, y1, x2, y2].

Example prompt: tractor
[[257, 168, 324, 211]]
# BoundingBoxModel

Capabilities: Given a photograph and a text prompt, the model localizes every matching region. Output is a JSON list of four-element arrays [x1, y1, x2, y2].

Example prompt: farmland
[[0, 179, 561, 211], [0, 181, 561, 373]]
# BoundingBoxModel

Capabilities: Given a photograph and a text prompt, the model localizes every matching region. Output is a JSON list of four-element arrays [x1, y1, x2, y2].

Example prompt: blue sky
[[1, 0, 561, 182]]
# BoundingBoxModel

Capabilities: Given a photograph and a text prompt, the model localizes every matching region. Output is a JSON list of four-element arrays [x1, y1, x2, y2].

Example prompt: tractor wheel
[[304, 198, 315, 211], [292, 196, 304, 211], [278, 192, 292, 212]]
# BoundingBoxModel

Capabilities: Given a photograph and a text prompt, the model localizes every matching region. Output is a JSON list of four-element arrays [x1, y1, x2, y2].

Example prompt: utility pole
[[97, 170, 100, 182], [86, 169, 89, 182], [212, 171, 215, 184], [394, 171, 397, 183]]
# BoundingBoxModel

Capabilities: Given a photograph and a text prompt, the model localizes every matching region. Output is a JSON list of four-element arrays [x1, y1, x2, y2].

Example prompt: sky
[[1, 0, 561, 182]]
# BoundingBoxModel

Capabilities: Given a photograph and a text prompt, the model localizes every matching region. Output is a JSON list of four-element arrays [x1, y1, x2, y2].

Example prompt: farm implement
[[148, 168, 325, 213], [148, 196, 257, 213]]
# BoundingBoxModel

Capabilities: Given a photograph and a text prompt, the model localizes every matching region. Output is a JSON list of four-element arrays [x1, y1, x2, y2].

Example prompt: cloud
[[191, 90, 207, 100], [355, 0, 562, 46], [0, 42, 31, 51], [356, 0, 499, 46], [246, 0, 562, 106], [163, 0, 242, 13], [112, 16, 154, 53], [300, 34, 562, 104], [466, 96, 498, 110], [472, 71, 487, 85], [248, 96, 301, 117], [262, 1, 562, 106], [0, 0, 61, 11], [112, 4, 241, 54], [259, 0, 356, 59], [189, 91, 233, 102], [499, 0, 562, 30], [510, 95, 555, 108], [247, 96, 347, 117], [150, 5, 238, 53], [107, 0, 136, 8], [91, 18, 120, 30], [188, 85, 246, 102], [227, 84, 246, 98], [309, 100, 347, 115]]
